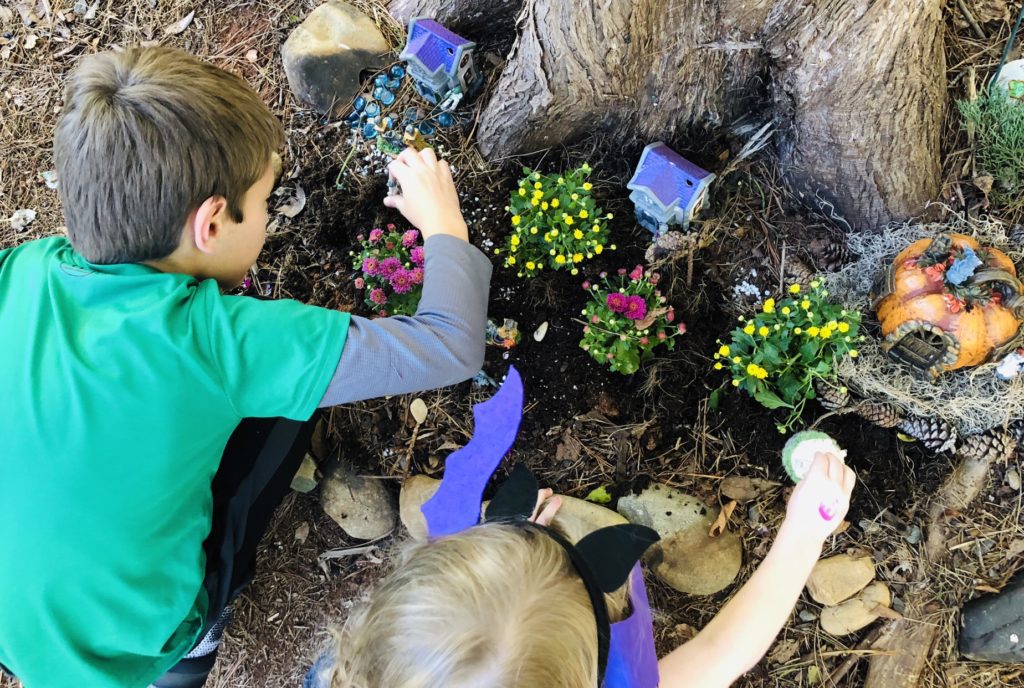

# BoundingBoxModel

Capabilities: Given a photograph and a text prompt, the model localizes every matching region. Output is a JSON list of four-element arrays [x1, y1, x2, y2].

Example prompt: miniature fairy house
[[400, 18, 483, 107], [627, 142, 715, 236], [871, 234, 1024, 379]]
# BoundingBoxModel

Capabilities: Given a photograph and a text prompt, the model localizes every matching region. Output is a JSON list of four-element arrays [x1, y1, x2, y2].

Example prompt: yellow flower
[[526, 261, 536, 270], [571, 193, 579, 201], [534, 181, 543, 190], [558, 177, 565, 184], [519, 188, 526, 196], [594, 244, 603, 254], [592, 224, 601, 233], [583, 182, 593, 191], [606, 213, 614, 220], [511, 215, 521, 226], [572, 253, 583, 263], [747, 363, 762, 378], [781, 306, 791, 315], [511, 235, 521, 246], [565, 216, 574, 225], [732, 379, 741, 387], [549, 249, 556, 255], [733, 356, 743, 364], [714, 362, 723, 370], [530, 227, 538, 235], [574, 230, 583, 240], [551, 229, 559, 237], [850, 349, 860, 358], [579, 209, 589, 219], [533, 172, 541, 180], [801, 299, 811, 310], [820, 327, 833, 339], [555, 254, 566, 264], [807, 326, 820, 337], [541, 202, 549, 211], [571, 268, 579, 275], [789, 284, 801, 294], [810, 280, 821, 289], [719, 345, 731, 357], [763, 298, 775, 313], [828, 320, 838, 329], [507, 257, 516, 265], [551, 198, 560, 208], [533, 190, 544, 200], [794, 327, 803, 335], [581, 163, 592, 173], [838, 322, 850, 333], [531, 198, 540, 207], [758, 326, 770, 337], [743, 324, 756, 335]]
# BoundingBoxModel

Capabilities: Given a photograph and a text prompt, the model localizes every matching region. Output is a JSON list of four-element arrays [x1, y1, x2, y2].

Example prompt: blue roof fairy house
[[627, 142, 715, 236], [400, 17, 483, 107]]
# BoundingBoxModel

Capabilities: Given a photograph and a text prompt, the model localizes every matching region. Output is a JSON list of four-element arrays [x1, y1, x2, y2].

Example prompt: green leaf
[[754, 389, 793, 410], [777, 373, 803, 404], [709, 389, 721, 410], [585, 485, 613, 504], [760, 342, 782, 366]]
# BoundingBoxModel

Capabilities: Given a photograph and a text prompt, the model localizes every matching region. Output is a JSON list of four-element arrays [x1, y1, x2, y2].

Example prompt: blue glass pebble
[[382, 116, 394, 130], [387, 78, 402, 90], [390, 65, 406, 78], [379, 89, 396, 106], [438, 112, 455, 128], [345, 111, 361, 124], [372, 86, 385, 101], [418, 121, 436, 136], [374, 74, 388, 87], [362, 123, 378, 139], [353, 96, 366, 112], [364, 102, 380, 117], [404, 107, 420, 124]]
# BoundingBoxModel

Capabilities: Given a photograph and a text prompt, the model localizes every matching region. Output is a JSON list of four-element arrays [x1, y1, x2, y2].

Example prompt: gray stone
[[320, 462, 397, 540], [647, 523, 743, 595], [960, 576, 1024, 662], [399, 475, 440, 541], [805, 553, 876, 606], [820, 582, 891, 636], [616, 484, 712, 538], [282, 1, 390, 116]]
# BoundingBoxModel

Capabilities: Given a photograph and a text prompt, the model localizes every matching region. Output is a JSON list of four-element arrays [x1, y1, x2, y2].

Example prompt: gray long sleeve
[[318, 234, 492, 406]]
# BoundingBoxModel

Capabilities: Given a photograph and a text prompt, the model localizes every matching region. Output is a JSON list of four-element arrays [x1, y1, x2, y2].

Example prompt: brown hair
[[54, 46, 284, 264]]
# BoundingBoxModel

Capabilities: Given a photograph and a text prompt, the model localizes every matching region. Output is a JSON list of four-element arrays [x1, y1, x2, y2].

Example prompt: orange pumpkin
[[871, 234, 1024, 378]]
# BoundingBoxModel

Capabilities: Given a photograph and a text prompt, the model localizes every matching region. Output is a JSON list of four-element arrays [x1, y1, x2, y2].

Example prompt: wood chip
[[163, 10, 195, 36], [709, 499, 737, 537], [410, 398, 428, 425], [0, 7, 14, 25], [294, 521, 310, 543], [767, 638, 800, 665]]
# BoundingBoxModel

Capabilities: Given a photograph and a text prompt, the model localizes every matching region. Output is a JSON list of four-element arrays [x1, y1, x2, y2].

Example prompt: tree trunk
[[389, 0, 945, 230]]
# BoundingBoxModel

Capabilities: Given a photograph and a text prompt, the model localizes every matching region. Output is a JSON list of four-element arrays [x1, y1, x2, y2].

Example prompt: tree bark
[[390, 0, 945, 230]]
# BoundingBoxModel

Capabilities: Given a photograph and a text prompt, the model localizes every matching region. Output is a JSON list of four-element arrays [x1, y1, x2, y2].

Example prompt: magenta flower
[[629, 265, 643, 281], [379, 257, 402, 278], [369, 228, 384, 243], [617, 268, 628, 276], [639, 336, 649, 345], [623, 295, 647, 321], [591, 315, 601, 324], [582, 281, 591, 290], [402, 229, 420, 248], [606, 292, 628, 312], [379, 310, 389, 317], [362, 256, 380, 275], [410, 247, 425, 266], [666, 309, 675, 323], [657, 331, 667, 340], [354, 277, 365, 289], [650, 272, 661, 286], [411, 267, 425, 284], [356, 234, 365, 242], [390, 269, 415, 294], [369, 288, 388, 305], [677, 323, 687, 334], [385, 241, 395, 250], [386, 223, 396, 231]]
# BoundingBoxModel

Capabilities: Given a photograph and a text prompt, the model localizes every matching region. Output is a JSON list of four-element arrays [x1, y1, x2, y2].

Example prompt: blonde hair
[[330, 523, 627, 688]]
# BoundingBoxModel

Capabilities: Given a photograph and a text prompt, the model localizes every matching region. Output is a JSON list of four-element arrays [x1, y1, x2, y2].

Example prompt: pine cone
[[1009, 419, 1024, 448], [853, 401, 905, 428], [783, 256, 816, 285], [645, 231, 693, 263], [898, 416, 959, 454], [814, 378, 850, 410], [957, 429, 1015, 465], [809, 235, 849, 273]]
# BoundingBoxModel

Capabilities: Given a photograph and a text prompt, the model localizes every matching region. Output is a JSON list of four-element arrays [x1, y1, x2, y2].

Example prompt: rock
[[399, 475, 440, 541], [290, 453, 319, 493], [551, 494, 628, 542], [647, 524, 743, 595], [959, 576, 1024, 662], [282, 1, 390, 116], [806, 553, 876, 606], [820, 582, 891, 636], [321, 462, 397, 540], [616, 484, 712, 539]]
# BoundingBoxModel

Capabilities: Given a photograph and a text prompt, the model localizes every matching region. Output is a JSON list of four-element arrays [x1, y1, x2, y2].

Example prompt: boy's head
[[54, 46, 284, 283], [329, 523, 621, 688]]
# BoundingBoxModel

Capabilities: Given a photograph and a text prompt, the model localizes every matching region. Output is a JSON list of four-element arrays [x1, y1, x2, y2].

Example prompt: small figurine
[[399, 18, 483, 107], [870, 234, 1024, 379], [627, 142, 715, 237], [485, 318, 521, 349], [402, 125, 430, 151]]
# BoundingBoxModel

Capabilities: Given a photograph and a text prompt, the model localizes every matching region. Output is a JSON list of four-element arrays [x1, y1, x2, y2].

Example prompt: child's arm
[[318, 148, 490, 405], [658, 453, 856, 688]]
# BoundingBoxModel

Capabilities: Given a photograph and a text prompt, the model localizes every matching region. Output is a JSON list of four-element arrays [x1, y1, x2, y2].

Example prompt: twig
[[827, 623, 887, 686], [956, 0, 986, 40]]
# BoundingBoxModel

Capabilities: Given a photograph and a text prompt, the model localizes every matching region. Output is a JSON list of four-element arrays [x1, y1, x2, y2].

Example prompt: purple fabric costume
[[421, 367, 660, 688]]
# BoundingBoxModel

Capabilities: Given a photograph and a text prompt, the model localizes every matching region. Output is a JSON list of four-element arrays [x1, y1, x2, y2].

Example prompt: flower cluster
[[714, 281, 863, 432], [350, 224, 425, 316], [579, 266, 686, 375], [497, 164, 615, 277]]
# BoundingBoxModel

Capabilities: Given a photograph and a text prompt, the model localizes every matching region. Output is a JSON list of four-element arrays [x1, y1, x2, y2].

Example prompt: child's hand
[[384, 147, 469, 242], [784, 452, 856, 543], [529, 487, 562, 526]]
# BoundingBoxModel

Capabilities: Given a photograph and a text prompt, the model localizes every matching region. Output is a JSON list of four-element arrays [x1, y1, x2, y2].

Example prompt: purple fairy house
[[400, 17, 483, 107], [627, 142, 715, 236]]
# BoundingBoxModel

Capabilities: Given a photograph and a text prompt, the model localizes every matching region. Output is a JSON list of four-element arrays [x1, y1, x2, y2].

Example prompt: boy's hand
[[529, 487, 562, 526], [384, 147, 469, 242], [784, 452, 856, 543]]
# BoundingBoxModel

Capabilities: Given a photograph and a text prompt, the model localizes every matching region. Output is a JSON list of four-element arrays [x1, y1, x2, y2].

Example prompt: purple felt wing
[[421, 367, 524, 537]]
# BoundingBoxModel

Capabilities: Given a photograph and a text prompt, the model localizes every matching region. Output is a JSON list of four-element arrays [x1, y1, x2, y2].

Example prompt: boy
[[0, 46, 490, 688]]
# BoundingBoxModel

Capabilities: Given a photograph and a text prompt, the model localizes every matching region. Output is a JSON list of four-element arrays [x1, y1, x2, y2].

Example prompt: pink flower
[[623, 295, 647, 321], [369, 288, 388, 305], [657, 331, 667, 340], [606, 353, 615, 360], [356, 234, 365, 242], [362, 256, 380, 275], [369, 228, 384, 243], [599, 271, 608, 279], [354, 277, 365, 289], [629, 265, 643, 281], [385, 241, 395, 250], [379, 310, 389, 317], [390, 269, 415, 294], [583, 326, 590, 333], [591, 315, 601, 324], [241, 277, 252, 290], [386, 223, 396, 231], [650, 272, 660, 285], [677, 323, 687, 334], [410, 247, 425, 266], [639, 336, 649, 345], [666, 309, 675, 323], [617, 268, 628, 276], [379, 257, 402, 278], [606, 292, 628, 312], [582, 281, 591, 290], [402, 229, 420, 248], [411, 267, 425, 284]]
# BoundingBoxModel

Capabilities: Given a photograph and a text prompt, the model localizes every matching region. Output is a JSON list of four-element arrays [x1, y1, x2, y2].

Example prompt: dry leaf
[[410, 398, 428, 425], [673, 623, 698, 642], [163, 10, 195, 36], [15, 1, 35, 26], [634, 306, 667, 331], [0, 7, 14, 25], [245, 48, 258, 62], [767, 638, 800, 665], [24, 34, 38, 50], [720, 476, 779, 503], [0, 46, 11, 61], [84, 0, 98, 20], [974, 175, 994, 195], [870, 603, 903, 620], [294, 521, 310, 543], [276, 185, 306, 218], [709, 500, 737, 537], [555, 430, 582, 462]]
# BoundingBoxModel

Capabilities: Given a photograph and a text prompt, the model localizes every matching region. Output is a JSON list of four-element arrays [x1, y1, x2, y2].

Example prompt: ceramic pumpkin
[[870, 234, 1024, 379]]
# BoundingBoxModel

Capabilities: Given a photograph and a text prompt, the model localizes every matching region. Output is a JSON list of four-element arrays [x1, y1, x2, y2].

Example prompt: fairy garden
[[3, 0, 1024, 685]]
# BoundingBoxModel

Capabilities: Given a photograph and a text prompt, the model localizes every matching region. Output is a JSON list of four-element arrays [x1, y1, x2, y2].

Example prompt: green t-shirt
[[0, 237, 350, 687]]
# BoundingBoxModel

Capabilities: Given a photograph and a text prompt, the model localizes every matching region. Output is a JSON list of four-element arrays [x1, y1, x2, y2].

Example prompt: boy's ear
[[190, 196, 228, 254]]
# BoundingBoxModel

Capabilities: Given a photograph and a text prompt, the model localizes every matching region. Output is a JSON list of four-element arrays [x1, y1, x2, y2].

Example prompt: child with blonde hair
[[307, 370, 857, 688]]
